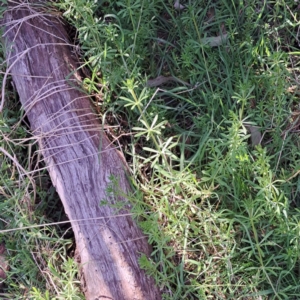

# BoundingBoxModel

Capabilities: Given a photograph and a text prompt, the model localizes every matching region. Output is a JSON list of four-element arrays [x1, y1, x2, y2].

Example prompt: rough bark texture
[[2, 3, 161, 300]]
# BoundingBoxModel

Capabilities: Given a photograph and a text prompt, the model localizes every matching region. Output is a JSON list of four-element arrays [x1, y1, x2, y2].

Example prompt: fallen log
[[2, 2, 161, 299]]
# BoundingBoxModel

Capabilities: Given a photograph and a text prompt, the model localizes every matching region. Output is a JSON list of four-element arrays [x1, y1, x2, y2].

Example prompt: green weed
[[1, 0, 300, 298]]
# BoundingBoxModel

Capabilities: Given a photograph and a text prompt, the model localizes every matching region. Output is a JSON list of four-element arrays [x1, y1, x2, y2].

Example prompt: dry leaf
[[202, 34, 228, 47], [174, 0, 185, 10], [246, 125, 262, 146], [146, 75, 190, 88]]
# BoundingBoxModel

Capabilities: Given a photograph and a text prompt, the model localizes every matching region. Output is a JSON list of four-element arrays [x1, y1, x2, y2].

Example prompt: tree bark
[[2, 2, 161, 299]]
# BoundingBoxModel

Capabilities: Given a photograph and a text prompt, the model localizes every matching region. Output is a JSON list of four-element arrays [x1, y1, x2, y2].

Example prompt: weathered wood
[[2, 2, 161, 299]]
